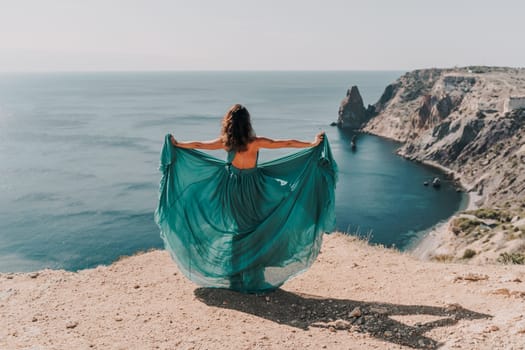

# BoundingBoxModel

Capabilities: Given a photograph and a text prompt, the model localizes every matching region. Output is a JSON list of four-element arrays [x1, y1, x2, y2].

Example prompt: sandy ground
[[2, 234, 525, 350]]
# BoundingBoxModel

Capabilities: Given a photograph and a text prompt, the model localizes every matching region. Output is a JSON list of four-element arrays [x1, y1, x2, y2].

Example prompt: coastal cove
[[0, 71, 465, 272]]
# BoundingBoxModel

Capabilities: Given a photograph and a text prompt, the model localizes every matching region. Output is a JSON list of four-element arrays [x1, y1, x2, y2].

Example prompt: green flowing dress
[[155, 134, 338, 293]]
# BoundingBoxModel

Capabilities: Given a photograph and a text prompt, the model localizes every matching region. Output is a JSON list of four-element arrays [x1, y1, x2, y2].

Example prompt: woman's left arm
[[255, 132, 324, 149], [170, 135, 224, 150]]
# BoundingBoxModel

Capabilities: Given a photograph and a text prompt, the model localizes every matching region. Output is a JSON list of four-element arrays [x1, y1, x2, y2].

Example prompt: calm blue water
[[0, 71, 465, 272]]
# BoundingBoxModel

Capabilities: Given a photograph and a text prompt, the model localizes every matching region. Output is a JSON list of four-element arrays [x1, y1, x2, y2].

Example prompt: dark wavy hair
[[221, 104, 256, 152]]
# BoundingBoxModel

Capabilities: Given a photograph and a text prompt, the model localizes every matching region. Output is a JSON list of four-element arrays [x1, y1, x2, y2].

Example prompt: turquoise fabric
[[154, 134, 338, 293]]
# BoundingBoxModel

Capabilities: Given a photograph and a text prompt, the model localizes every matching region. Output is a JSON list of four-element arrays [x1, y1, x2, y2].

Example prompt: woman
[[155, 104, 337, 293]]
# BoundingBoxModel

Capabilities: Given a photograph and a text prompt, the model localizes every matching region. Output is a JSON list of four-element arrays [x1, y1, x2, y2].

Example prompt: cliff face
[[364, 67, 525, 209], [357, 67, 525, 264]]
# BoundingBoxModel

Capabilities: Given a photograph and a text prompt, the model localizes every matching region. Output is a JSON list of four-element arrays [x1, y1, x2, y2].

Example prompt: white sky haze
[[0, 0, 523, 71]]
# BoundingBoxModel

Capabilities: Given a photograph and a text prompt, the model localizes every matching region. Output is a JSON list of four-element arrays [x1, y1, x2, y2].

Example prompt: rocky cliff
[[343, 66, 525, 264]]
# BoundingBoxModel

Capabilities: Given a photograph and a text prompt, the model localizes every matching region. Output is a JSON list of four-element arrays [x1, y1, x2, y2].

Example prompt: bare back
[[230, 141, 259, 169], [229, 135, 320, 169]]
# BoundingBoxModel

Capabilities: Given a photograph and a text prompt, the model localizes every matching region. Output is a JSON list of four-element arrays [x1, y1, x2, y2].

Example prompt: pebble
[[334, 319, 351, 330], [493, 288, 525, 298], [29, 272, 39, 279], [454, 273, 489, 282], [492, 288, 511, 297], [484, 325, 500, 333], [66, 321, 78, 329], [349, 307, 362, 318], [349, 325, 361, 333], [445, 303, 462, 312], [384, 331, 393, 337], [32, 317, 38, 322], [115, 316, 123, 322]]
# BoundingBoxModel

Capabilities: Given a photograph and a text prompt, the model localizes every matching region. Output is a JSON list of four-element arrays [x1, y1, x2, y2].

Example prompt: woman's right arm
[[256, 132, 324, 149], [170, 135, 224, 150]]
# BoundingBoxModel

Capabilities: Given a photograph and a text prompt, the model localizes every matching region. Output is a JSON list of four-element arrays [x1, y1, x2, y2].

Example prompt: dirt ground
[[1, 233, 525, 350]]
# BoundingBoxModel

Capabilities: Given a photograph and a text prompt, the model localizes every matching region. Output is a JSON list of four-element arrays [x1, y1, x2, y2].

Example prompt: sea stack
[[337, 86, 370, 129]]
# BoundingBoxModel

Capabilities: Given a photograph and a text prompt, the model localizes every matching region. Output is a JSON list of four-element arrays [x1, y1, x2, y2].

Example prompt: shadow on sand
[[194, 288, 491, 349]]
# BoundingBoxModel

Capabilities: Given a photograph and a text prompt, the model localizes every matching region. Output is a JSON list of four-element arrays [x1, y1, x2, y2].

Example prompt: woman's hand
[[170, 134, 178, 147], [313, 132, 325, 146]]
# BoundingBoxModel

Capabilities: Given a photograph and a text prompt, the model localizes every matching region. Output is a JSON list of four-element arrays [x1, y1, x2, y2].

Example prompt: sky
[[0, 0, 523, 72]]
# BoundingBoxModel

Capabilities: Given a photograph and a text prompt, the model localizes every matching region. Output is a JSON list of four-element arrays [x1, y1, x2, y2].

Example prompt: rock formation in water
[[337, 86, 372, 129], [353, 66, 525, 264]]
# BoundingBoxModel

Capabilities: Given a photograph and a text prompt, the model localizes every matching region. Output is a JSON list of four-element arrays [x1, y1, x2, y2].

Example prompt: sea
[[0, 71, 466, 272]]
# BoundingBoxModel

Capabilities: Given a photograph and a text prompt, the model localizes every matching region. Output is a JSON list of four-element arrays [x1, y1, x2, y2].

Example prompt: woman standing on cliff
[[155, 104, 338, 293]]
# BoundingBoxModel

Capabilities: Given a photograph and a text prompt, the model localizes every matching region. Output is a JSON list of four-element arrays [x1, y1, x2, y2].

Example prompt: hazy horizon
[[1, 0, 524, 72]]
